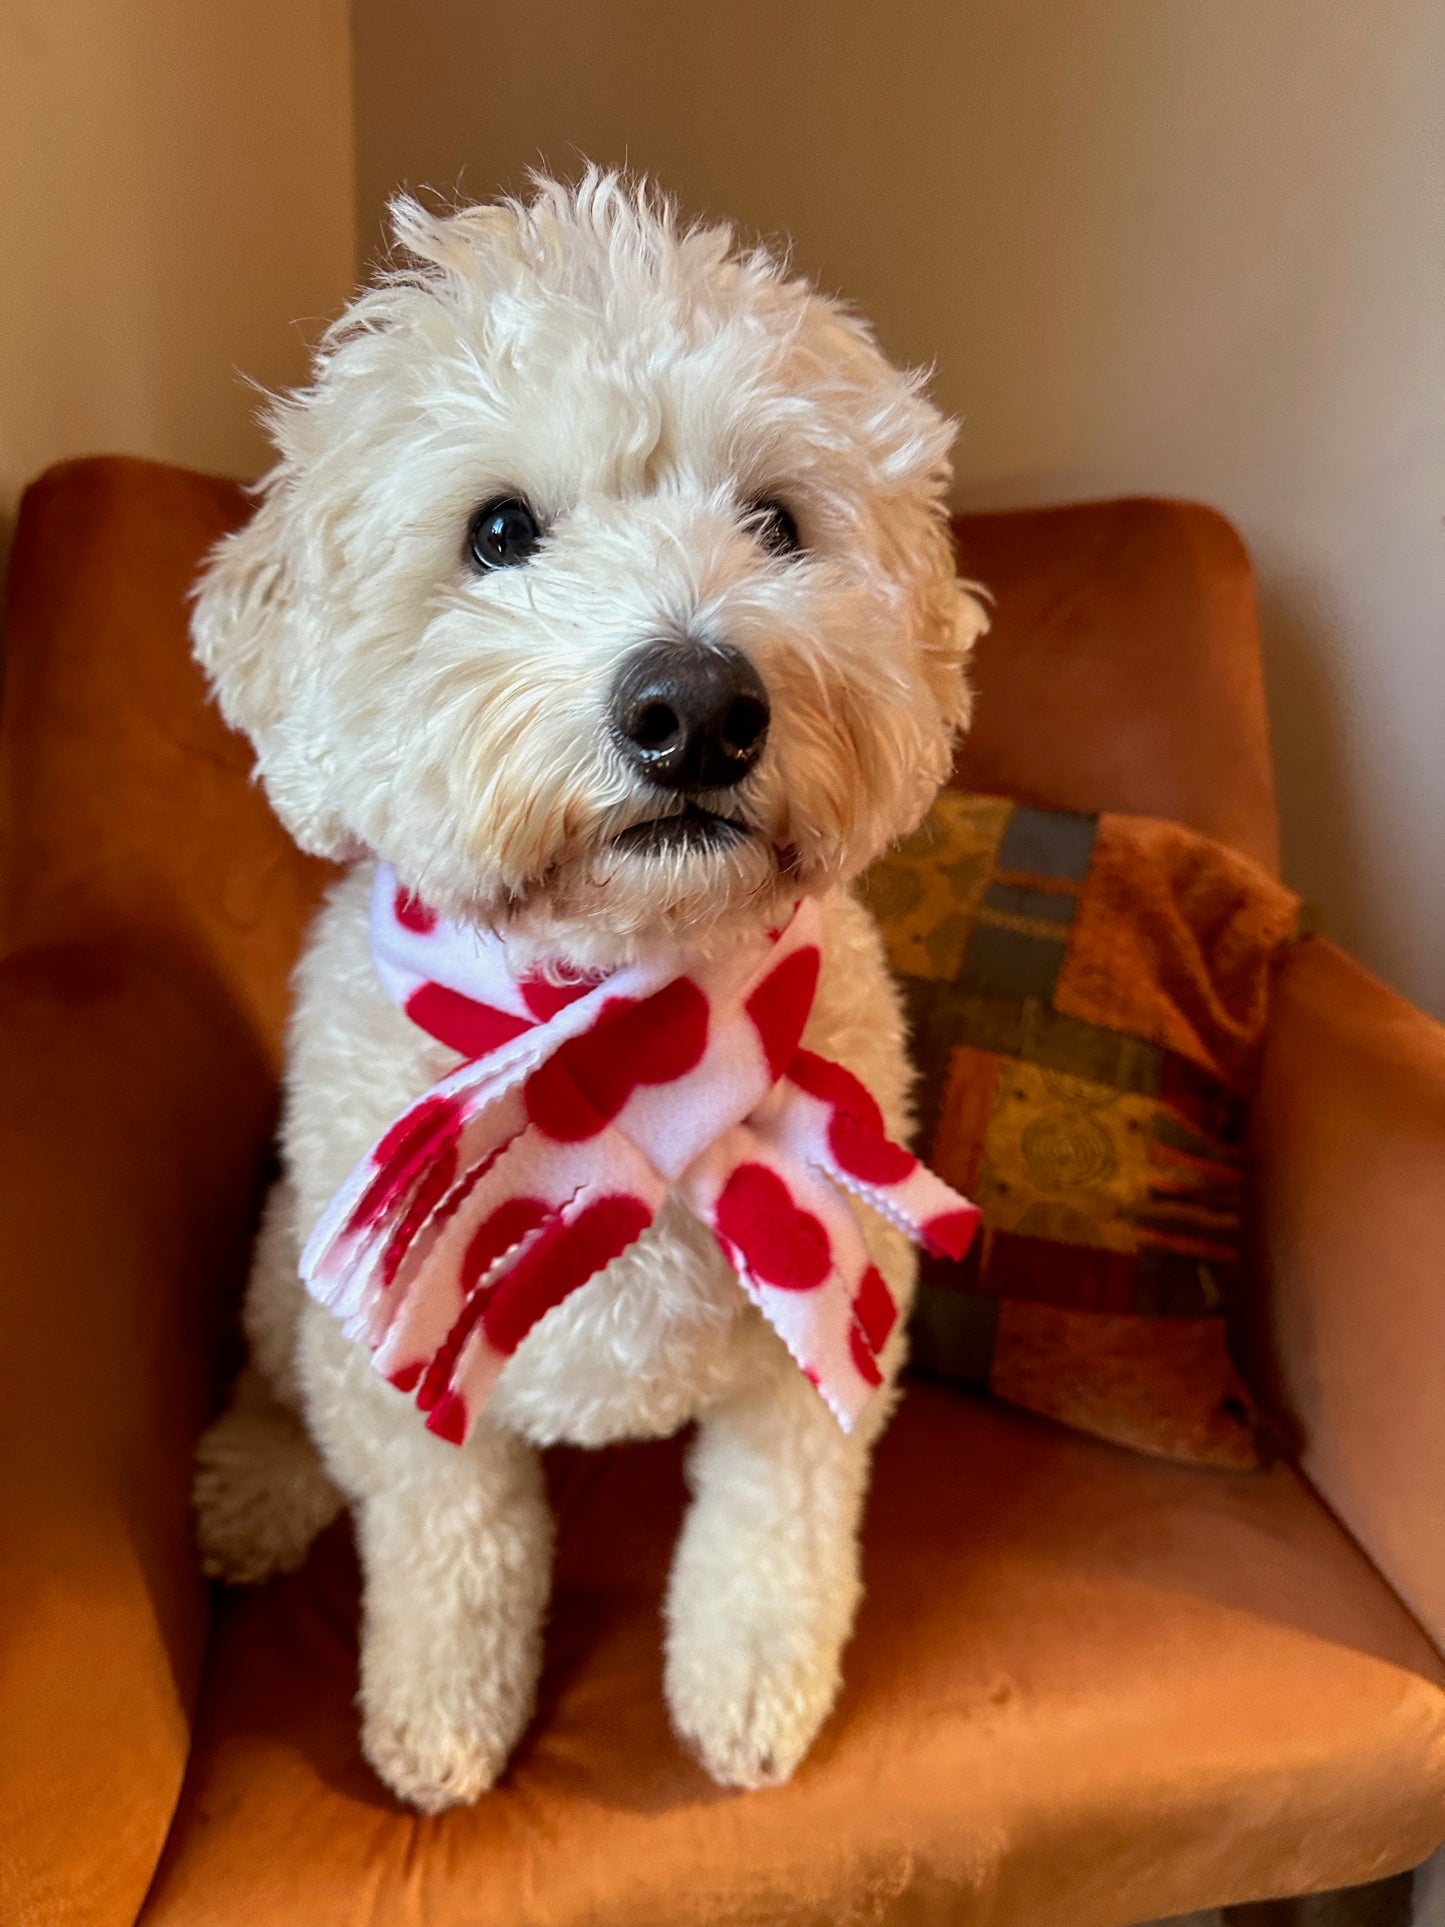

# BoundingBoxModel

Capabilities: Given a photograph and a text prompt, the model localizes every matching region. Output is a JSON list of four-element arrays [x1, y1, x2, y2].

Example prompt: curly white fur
[[190, 170, 985, 1811]]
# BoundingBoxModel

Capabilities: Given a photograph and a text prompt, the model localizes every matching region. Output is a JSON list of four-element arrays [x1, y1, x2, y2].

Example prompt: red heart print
[[393, 886, 438, 935], [404, 982, 534, 1060], [480, 1193, 654, 1356], [788, 1048, 917, 1186], [745, 944, 820, 1079], [524, 979, 709, 1141], [713, 1162, 832, 1291]]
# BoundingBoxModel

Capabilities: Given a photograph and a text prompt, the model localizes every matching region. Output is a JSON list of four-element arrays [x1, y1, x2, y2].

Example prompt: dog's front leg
[[300, 1315, 553, 1811], [352, 1420, 553, 1811], [664, 1359, 874, 1789]]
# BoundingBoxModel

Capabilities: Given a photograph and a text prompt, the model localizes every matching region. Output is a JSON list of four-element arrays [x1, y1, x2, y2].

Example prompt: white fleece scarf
[[301, 866, 978, 1444]]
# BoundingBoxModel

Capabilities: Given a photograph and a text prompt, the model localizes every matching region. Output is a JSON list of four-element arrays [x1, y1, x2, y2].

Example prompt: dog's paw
[[360, 1702, 512, 1814], [193, 1398, 342, 1585], [357, 1570, 544, 1812], [665, 1615, 843, 1789]]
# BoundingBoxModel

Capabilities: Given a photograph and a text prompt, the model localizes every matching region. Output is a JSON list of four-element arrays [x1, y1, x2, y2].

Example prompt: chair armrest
[[0, 943, 275, 1927], [1250, 936, 1445, 1648]]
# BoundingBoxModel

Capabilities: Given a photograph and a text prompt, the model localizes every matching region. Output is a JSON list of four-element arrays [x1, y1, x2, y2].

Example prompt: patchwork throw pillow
[[860, 794, 1304, 1468]]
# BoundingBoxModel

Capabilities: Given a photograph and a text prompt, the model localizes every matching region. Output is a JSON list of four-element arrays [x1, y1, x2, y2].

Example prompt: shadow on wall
[[1254, 586, 1371, 967]]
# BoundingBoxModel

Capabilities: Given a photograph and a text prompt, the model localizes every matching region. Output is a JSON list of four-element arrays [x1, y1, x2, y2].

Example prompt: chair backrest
[[0, 460, 1277, 1073], [952, 496, 1277, 873]]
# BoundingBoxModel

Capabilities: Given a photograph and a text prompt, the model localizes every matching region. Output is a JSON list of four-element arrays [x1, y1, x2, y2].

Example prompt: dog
[[190, 169, 986, 1813]]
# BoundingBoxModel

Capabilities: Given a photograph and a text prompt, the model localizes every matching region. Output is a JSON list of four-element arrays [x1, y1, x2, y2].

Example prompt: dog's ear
[[191, 480, 353, 858], [942, 573, 991, 727], [912, 514, 990, 741]]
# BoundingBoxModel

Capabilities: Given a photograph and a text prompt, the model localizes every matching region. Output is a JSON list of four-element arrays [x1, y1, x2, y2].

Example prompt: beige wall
[[354, 0, 1444, 1015], [0, 0, 356, 553]]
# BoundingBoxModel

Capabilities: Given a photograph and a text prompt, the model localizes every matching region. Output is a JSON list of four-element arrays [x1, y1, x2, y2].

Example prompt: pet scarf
[[301, 865, 979, 1444]]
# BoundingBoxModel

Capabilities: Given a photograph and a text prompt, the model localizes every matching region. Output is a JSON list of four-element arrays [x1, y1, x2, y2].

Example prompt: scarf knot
[[301, 866, 978, 1443]]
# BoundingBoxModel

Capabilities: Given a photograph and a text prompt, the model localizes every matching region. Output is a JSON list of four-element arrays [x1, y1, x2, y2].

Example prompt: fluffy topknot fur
[[194, 169, 985, 955]]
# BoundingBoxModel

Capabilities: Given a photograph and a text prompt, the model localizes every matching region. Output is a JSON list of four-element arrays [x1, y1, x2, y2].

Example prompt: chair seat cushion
[[138, 1386, 1445, 1927]]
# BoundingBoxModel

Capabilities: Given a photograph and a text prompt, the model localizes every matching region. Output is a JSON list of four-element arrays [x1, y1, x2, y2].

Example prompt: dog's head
[[194, 171, 986, 956]]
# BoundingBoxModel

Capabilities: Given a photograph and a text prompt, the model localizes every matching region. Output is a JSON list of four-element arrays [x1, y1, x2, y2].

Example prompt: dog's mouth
[[608, 803, 752, 857]]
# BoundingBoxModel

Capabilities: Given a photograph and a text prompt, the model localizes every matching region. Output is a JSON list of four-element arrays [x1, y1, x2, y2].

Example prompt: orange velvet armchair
[[1, 457, 1442, 1927]]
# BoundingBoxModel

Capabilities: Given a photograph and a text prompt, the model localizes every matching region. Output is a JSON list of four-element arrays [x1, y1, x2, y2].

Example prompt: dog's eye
[[467, 497, 542, 571], [747, 499, 802, 558]]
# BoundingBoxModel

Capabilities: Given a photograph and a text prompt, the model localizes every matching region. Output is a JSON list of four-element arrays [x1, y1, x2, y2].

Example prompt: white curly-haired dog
[[190, 169, 986, 1813]]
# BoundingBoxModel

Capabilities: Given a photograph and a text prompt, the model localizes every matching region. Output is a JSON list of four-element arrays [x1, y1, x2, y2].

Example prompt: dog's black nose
[[609, 641, 770, 791]]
